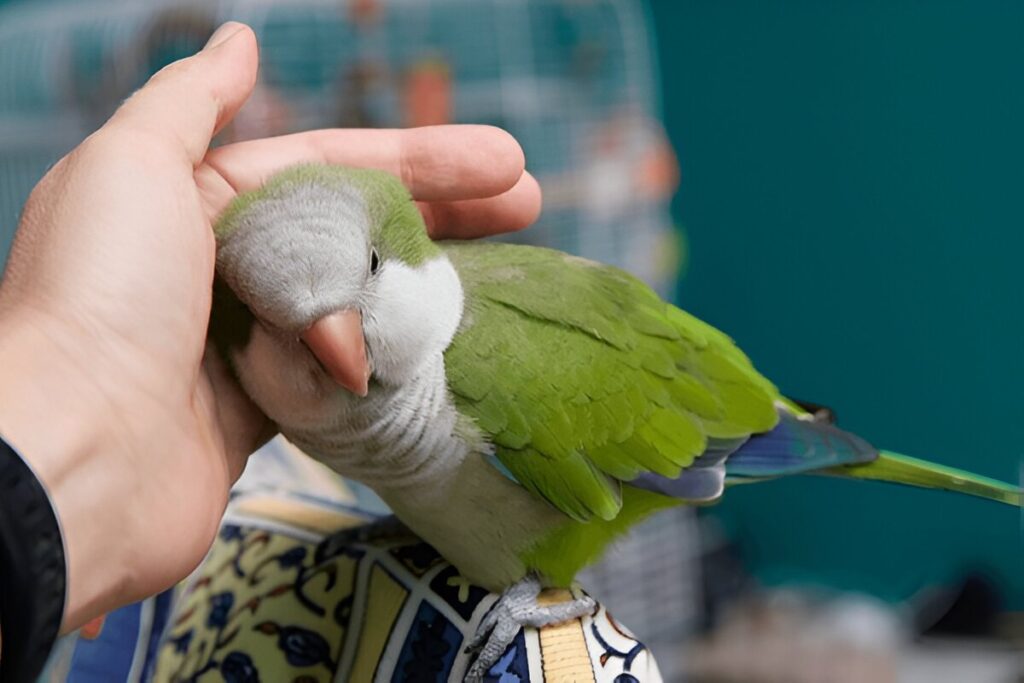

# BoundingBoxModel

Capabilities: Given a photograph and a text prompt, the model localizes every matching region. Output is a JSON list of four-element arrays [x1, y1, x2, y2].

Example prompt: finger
[[105, 22, 258, 165], [199, 343, 275, 480], [197, 125, 526, 217], [419, 170, 542, 239]]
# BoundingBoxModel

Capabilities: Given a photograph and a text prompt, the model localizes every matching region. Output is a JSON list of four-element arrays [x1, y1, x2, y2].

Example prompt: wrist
[[0, 308, 135, 630]]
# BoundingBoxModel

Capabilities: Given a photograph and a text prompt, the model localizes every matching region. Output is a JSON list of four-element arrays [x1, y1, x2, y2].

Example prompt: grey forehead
[[217, 180, 372, 330], [266, 180, 371, 235]]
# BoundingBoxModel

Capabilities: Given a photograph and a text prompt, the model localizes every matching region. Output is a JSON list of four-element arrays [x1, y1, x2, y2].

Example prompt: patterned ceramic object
[[149, 494, 662, 682]]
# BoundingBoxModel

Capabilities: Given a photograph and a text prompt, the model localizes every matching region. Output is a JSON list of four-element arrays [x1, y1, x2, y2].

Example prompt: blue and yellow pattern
[[151, 499, 663, 682], [47, 469, 663, 682]]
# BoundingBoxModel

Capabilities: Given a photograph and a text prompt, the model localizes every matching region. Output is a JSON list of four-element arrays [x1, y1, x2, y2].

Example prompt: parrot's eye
[[370, 248, 380, 275]]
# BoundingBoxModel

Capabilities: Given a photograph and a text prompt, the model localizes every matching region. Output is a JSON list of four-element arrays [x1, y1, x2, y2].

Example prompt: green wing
[[442, 242, 780, 522]]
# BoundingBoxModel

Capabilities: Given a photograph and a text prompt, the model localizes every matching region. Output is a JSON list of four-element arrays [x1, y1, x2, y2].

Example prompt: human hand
[[0, 22, 540, 630]]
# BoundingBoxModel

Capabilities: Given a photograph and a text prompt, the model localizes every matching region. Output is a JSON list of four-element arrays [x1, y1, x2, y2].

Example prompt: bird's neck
[[286, 353, 472, 491]]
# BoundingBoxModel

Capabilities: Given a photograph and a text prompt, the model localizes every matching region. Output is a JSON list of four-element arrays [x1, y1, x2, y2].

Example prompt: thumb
[[105, 22, 258, 164]]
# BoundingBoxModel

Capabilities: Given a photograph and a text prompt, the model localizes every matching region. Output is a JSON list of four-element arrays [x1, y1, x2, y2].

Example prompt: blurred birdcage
[[0, 0, 683, 286], [0, 0, 695, 678]]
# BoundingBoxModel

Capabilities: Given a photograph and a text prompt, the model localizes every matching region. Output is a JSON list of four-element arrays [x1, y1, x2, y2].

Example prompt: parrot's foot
[[463, 575, 596, 683]]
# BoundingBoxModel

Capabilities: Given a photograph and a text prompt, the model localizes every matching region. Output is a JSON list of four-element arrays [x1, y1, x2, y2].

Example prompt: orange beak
[[301, 309, 370, 397]]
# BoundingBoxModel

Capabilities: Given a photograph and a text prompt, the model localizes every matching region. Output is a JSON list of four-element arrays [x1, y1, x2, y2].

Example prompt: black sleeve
[[0, 435, 66, 683]]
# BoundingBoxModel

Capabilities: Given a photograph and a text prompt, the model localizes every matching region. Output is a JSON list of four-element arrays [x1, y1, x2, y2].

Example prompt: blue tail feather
[[725, 408, 877, 479]]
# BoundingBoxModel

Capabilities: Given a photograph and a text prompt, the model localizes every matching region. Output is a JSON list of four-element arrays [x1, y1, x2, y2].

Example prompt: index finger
[[197, 125, 527, 218]]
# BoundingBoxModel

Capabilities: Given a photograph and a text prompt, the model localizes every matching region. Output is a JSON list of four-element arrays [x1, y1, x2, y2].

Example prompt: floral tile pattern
[[147, 500, 662, 682]]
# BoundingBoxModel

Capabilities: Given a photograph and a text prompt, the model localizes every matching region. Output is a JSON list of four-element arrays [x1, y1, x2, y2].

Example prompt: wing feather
[[443, 242, 779, 521]]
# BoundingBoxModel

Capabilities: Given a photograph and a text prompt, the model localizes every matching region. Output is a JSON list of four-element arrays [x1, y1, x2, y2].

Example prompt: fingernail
[[204, 22, 244, 51]]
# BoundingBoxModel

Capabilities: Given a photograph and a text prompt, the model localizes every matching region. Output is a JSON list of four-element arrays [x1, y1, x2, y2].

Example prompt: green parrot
[[212, 164, 1020, 680]]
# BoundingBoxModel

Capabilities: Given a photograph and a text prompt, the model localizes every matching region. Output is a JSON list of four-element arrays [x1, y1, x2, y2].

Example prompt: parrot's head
[[214, 164, 463, 424]]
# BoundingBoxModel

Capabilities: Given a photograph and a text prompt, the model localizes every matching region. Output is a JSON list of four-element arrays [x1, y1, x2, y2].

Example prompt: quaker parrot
[[211, 164, 1021, 680]]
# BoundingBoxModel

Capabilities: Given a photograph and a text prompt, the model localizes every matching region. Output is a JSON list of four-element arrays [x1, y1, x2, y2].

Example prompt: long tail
[[825, 450, 1022, 507], [720, 403, 1022, 507]]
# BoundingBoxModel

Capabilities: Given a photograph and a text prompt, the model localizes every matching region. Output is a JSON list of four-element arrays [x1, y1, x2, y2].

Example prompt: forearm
[[0, 310, 134, 631]]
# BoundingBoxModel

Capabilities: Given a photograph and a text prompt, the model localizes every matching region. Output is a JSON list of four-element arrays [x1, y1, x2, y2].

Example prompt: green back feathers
[[443, 242, 780, 523], [215, 164, 439, 266]]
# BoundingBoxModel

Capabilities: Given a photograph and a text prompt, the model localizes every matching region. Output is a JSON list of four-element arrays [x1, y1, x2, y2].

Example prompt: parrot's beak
[[301, 309, 370, 397]]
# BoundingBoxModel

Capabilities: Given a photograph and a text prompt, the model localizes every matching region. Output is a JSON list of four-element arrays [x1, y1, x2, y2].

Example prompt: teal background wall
[[650, 0, 1023, 605]]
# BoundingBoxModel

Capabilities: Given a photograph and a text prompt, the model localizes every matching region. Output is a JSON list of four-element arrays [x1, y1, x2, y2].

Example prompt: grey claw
[[464, 576, 596, 682]]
